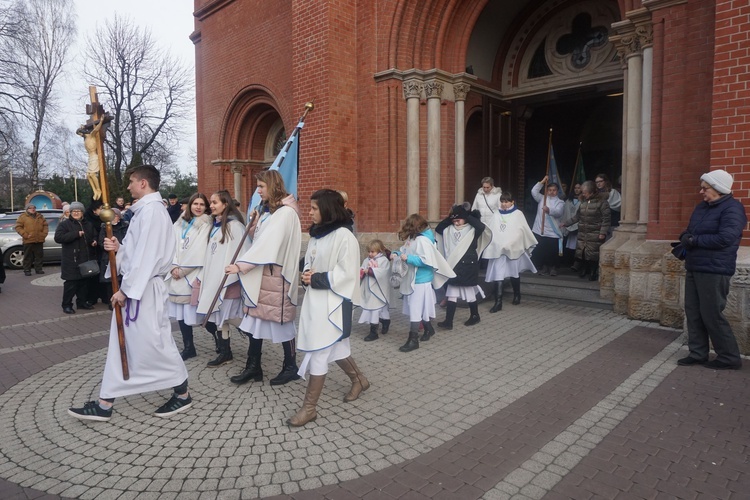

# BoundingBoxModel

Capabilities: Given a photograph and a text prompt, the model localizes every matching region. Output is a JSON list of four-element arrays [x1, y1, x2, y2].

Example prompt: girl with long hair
[[166, 192, 212, 359], [195, 190, 247, 367]]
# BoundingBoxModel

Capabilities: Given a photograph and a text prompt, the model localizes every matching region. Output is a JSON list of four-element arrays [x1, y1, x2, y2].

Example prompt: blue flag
[[247, 122, 303, 219], [548, 144, 562, 190]]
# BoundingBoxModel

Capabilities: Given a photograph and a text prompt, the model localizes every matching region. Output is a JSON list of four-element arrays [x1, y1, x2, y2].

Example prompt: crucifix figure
[[76, 118, 106, 200]]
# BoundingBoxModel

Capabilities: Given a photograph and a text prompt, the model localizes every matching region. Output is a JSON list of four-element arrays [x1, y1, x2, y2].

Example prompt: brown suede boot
[[287, 374, 326, 427], [336, 356, 370, 402]]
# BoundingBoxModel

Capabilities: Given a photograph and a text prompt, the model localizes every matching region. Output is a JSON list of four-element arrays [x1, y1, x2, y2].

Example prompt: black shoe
[[63, 307, 75, 314], [269, 362, 300, 385], [35, 270, 45, 274], [489, 295, 503, 313], [230, 350, 263, 384], [379, 319, 390, 335], [677, 356, 707, 366], [420, 322, 435, 342], [464, 314, 480, 326], [703, 359, 741, 370], [364, 324, 379, 342], [154, 394, 193, 417], [78, 302, 94, 310], [512, 293, 521, 305], [24, 271, 31, 276], [68, 401, 112, 422], [207, 338, 233, 367], [180, 345, 197, 360], [399, 331, 419, 352], [437, 320, 453, 330]]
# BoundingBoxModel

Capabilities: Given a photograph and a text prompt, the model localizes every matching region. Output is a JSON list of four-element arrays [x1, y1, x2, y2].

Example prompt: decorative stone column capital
[[403, 79, 423, 100], [231, 163, 244, 174], [635, 23, 653, 49], [424, 80, 444, 99], [610, 34, 640, 68], [453, 83, 470, 101]]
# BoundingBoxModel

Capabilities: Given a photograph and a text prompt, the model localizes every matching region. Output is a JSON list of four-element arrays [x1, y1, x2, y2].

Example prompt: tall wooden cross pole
[[85, 85, 130, 380]]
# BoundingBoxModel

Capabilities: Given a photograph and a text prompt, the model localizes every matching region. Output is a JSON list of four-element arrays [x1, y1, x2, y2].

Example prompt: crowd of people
[[12, 163, 742, 425]]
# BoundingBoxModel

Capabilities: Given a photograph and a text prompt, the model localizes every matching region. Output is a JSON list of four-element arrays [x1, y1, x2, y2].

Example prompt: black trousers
[[532, 234, 560, 269], [684, 271, 741, 365], [62, 279, 90, 308], [23, 243, 44, 272]]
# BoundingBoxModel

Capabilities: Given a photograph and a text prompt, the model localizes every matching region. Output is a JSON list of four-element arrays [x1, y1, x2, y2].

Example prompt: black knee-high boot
[[510, 277, 521, 305], [490, 281, 503, 313], [178, 320, 196, 360], [205, 321, 220, 353], [438, 302, 456, 330], [420, 320, 435, 341], [230, 335, 263, 384], [589, 261, 599, 281], [399, 322, 420, 352], [465, 302, 480, 326], [364, 323, 379, 342], [579, 260, 590, 278], [270, 339, 301, 385]]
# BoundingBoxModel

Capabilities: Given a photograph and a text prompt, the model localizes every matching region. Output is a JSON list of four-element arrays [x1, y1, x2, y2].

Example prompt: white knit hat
[[700, 170, 734, 194]]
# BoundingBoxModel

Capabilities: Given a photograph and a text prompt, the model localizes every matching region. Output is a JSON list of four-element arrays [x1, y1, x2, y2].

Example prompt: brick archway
[[219, 87, 283, 161]]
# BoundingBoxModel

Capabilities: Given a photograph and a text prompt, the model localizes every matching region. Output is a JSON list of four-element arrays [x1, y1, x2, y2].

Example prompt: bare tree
[[0, 0, 76, 189], [83, 15, 192, 190]]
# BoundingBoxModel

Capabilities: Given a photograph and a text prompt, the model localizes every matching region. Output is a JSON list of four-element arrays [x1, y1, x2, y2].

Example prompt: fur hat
[[69, 201, 85, 212], [700, 170, 733, 194], [449, 203, 471, 221]]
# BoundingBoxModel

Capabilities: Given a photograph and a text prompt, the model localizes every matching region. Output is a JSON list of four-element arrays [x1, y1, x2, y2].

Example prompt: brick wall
[[711, 0, 750, 240], [646, 1, 715, 240]]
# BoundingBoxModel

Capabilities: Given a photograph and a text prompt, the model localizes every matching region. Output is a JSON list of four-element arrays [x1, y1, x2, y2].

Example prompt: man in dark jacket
[[15, 204, 49, 275], [167, 193, 182, 223], [677, 169, 746, 370]]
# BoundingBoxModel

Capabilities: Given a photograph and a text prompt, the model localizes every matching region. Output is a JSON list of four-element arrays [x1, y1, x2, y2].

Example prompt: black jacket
[[54, 217, 97, 280], [436, 214, 485, 287]]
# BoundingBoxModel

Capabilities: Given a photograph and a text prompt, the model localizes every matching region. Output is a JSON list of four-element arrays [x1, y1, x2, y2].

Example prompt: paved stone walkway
[[0, 266, 747, 499]]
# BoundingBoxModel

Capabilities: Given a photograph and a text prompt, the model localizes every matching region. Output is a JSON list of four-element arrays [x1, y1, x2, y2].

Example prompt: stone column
[[618, 34, 642, 227], [636, 21, 653, 228], [425, 80, 444, 221], [453, 83, 470, 205], [232, 163, 243, 207], [403, 80, 422, 216]]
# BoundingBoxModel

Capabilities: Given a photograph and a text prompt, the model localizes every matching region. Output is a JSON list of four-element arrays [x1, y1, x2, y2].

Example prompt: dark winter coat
[[681, 194, 746, 276], [54, 217, 97, 281], [568, 193, 610, 262], [435, 214, 485, 287]]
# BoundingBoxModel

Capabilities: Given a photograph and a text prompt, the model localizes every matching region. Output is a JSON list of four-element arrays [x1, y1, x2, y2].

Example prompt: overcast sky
[[60, 0, 197, 175]]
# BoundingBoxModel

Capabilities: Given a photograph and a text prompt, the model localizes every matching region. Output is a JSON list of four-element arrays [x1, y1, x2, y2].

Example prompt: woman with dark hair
[[195, 190, 247, 367], [595, 173, 621, 230], [166, 193, 211, 359], [224, 170, 303, 386], [286, 189, 368, 426]]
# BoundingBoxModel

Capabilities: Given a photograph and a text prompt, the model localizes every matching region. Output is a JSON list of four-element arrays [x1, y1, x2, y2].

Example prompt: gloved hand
[[680, 233, 694, 247]]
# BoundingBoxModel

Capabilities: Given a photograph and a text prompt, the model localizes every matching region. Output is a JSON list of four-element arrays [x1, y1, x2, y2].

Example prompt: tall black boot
[[438, 302, 456, 330], [207, 336, 233, 367], [489, 282, 503, 313], [179, 320, 197, 360], [270, 340, 301, 385], [589, 261, 599, 281], [364, 323, 379, 342], [465, 302, 480, 326], [510, 277, 521, 305], [420, 320, 435, 341], [379, 318, 390, 335], [205, 322, 221, 353], [399, 328, 419, 352], [579, 260, 590, 278], [230, 337, 263, 384], [570, 258, 582, 272]]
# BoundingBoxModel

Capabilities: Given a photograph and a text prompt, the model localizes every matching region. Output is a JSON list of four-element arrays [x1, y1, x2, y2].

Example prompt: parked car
[[0, 210, 64, 269]]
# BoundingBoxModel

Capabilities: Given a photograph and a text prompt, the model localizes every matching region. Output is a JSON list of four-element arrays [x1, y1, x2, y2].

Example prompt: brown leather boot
[[287, 374, 326, 427], [336, 356, 370, 402]]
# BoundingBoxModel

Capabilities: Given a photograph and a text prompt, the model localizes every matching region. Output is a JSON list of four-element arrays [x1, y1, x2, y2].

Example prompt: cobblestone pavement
[[0, 266, 747, 499]]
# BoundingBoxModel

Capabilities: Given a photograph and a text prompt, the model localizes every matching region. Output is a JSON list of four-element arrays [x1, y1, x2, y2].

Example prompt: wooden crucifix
[[80, 85, 129, 380]]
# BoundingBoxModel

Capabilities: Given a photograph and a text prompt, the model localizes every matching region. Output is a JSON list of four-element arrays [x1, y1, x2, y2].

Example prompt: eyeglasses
[[699, 184, 714, 192]]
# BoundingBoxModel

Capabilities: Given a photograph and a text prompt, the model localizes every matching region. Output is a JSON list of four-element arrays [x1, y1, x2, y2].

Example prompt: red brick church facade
[[191, 0, 750, 347]]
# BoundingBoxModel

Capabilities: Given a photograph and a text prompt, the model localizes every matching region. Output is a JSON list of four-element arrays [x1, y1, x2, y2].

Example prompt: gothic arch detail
[[219, 86, 283, 162]]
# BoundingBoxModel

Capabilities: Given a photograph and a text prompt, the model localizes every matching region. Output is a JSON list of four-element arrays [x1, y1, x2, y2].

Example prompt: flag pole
[[569, 142, 582, 198], [203, 101, 314, 328], [541, 128, 553, 236]]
